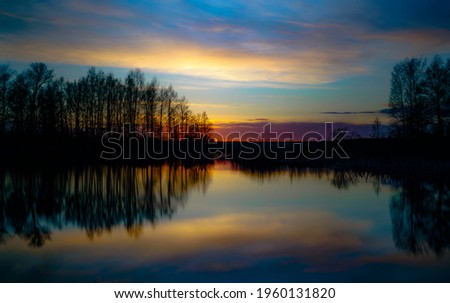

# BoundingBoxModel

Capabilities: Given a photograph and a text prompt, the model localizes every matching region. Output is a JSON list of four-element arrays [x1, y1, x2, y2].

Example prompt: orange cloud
[[0, 35, 366, 86]]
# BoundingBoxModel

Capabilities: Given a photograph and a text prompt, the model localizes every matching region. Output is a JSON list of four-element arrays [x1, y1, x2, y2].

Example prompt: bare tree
[[103, 73, 125, 133], [95, 70, 106, 134], [54, 77, 68, 135], [65, 79, 85, 136], [165, 85, 178, 138], [424, 55, 449, 136], [38, 80, 57, 135], [389, 58, 428, 137], [9, 73, 29, 134], [142, 77, 159, 136], [199, 111, 212, 138], [85, 67, 106, 135], [125, 69, 144, 131], [177, 95, 190, 139], [25, 63, 54, 134], [0, 63, 212, 140], [158, 86, 166, 138], [158, 85, 178, 139], [371, 116, 383, 138], [0, 65, 14, 135]]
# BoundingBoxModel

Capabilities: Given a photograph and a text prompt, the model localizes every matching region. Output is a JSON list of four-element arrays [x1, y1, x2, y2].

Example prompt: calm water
[[0, 162, 449, 282]]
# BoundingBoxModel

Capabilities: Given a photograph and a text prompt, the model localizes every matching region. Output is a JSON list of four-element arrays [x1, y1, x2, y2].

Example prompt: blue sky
[[1, 0, 450, 126]]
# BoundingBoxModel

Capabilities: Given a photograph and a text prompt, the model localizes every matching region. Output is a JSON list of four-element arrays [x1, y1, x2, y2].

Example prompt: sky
[[1, 0, 450, 136]]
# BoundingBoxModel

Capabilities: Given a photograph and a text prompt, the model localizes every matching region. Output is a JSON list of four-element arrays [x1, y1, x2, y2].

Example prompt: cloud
[[1, 0, 450, 90], [378, 108, 392, 114], [66, 0, 134, 18], [247, 118, 270, 122], [320, 108, 392, 115], [320, 111, 378, 115], [0, 34, 367, 86]]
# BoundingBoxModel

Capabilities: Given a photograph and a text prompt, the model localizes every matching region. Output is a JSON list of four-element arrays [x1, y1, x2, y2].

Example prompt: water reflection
[[230, 162, 450, 257], [0, 163, 212, 246], [390, 178, 450, 256], [1, 162, 449, 257]]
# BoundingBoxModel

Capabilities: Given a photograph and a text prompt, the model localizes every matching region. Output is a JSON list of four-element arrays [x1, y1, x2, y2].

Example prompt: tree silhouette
[[125, 69, 144, 132], [177, 95, 191, 139], [389, 58, 428, 137], [0, 61, 212, 140], [0, 64, 14, 135], [9, 73, 29, 134], [143, 77, 159, 136], [388, 55, 450, 138], [371, 116, 382, 138], [424, 55, 450, 137], [25, 63, 54, 135]]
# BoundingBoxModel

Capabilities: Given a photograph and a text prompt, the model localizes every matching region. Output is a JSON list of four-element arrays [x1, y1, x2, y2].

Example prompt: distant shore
[[1, 137, 450, 175]]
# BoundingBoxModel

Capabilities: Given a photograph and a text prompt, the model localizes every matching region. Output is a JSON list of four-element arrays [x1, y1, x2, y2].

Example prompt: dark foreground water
[[0, 161, 449, 282]]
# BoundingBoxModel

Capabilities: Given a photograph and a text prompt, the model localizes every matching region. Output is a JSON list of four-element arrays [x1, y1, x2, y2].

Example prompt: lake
[[0, 161, 449, 282]]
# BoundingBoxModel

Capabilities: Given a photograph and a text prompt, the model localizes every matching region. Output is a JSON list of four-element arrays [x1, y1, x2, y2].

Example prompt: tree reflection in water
[[0, 162, 212, 246], [390, 178, 450, 256], [1, 161, 449, 257], [231, 162, 450, 257]]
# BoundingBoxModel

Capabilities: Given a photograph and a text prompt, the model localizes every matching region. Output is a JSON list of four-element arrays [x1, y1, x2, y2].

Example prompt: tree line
[[0, 62, 212, 139], [388, 55, 450, 138]]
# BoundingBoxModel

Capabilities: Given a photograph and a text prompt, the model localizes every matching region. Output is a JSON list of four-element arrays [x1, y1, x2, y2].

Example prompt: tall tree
[[160, 85, 178, 138], [177, 95, 190, 139], [94, 70, 106, 135], [25, 63, 53, 134], [38, 80, 57, 135], [54, 77, 67, 135], [424, 55, 449, 136], [143, 77, 159, 136], [158, 86, 166, 138], [85, 67, 104, 135], [0, 65, 14, 135], [389, 58, 428, 137], [200, 111, 212, 137], [447, 58, 450, 136], [371, 116, 382, 139], [9, 73, 29, 134], [125, 69, 144, 131], [190, 111, 212, 138], [104, 73, 119, 131]]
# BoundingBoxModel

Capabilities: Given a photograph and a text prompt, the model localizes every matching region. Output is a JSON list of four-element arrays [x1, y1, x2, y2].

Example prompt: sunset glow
[[1, 0, 450, 129]]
